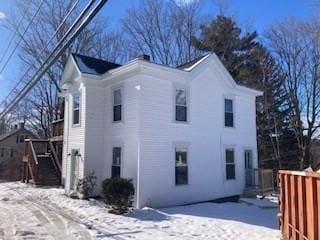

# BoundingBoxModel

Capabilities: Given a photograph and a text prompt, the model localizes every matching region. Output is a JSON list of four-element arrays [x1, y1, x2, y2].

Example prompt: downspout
[[65, 95, 70, 190], [136, 81, 142, 209], [137, 139, 141, 208]]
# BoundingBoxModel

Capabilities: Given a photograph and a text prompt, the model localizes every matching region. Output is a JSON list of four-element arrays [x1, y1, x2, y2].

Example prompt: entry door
[[244, 150, 253, 188], [70, 149, 79, 191]]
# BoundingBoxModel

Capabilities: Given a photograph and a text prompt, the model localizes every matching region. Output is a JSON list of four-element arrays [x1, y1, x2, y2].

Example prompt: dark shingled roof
[[72, 53, 121, 75]]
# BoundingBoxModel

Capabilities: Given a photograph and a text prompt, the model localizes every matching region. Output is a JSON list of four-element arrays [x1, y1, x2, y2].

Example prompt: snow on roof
[[177, 54, 210, 71], [72, 53, 121, 75]]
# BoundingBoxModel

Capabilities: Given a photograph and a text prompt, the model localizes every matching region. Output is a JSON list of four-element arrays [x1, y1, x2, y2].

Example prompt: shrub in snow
[[77, 171, 97, 199], [102, 178, 134, 213]]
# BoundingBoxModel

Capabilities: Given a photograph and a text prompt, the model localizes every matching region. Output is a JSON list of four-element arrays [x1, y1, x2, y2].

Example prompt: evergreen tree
[[192, 15, 259, 84], [192, 15, 298, 169]]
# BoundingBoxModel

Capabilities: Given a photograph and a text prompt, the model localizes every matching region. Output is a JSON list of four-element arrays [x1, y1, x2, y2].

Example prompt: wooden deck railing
[[51, 119, 64, 138], [279, 170, 320, 240]]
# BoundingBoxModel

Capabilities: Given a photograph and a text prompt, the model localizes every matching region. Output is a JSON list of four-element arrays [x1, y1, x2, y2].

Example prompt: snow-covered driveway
[[0, 182, 91, 240], [0, 182, 281, 240]]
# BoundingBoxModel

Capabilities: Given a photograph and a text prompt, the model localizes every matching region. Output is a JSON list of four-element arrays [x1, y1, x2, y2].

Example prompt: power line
[[0, 0, 81, 108], [0, 0, 46, 76], [0, 0, 108, 120], [0, 4, 30, 65]]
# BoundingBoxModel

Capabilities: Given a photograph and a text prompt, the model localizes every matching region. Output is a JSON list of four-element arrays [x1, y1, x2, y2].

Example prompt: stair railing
[[24, 139, 39, 183], [22, 139, 62, 185], [48, 141, 61, 179]]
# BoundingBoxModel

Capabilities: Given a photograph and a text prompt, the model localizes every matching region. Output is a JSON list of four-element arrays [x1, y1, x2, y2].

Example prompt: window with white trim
[[175, 147, 188, 185], [73, 93, 80, 125], [224, 98, 234, 127], [175, 88, 187, 122], [111, 147, 121, 178], [113, 89, 122, 122], [226, 148, 235, 180]]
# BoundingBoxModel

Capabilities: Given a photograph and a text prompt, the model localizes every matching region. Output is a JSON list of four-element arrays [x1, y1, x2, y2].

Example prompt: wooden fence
[[279, 170, 320, 240]]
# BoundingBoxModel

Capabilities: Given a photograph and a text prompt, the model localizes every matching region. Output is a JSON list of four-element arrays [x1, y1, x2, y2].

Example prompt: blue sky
[[0, 0, 313, 101]]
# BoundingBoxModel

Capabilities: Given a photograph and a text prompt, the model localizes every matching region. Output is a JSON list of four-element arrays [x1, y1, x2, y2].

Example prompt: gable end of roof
[[71, 53, 121, 75]]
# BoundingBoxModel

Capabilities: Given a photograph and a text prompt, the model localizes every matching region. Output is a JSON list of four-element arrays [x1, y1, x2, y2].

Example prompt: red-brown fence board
[[279, 170, 320, 240]]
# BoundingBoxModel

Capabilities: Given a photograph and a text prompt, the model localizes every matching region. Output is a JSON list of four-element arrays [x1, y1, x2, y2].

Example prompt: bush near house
[[77, 171, 97, 199], [102, 178, 134, 214]]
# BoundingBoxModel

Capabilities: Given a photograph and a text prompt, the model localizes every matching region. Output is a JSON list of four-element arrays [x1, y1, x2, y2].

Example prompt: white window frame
[[223, 96, 235, 128], [174, 143, 189, 186], [112, 86, 123, 123], [72, 93, 81, 127], [173, 85, 190, 123], [111, 145, 123, 178], [225, 147, 236, 180]]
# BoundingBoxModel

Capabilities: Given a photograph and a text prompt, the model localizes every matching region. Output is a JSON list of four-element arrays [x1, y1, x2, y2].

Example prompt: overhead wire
[[0, 0, 46, 75], [0, 3, 30, 65], [0, 0, 81, 108], [0, 0, 108, 119]]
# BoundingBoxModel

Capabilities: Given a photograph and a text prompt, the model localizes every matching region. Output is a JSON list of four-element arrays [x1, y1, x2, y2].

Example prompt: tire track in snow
[[12, 187, 94, 240], [0, 206, 15, 240], [30, 208, 73, 240]]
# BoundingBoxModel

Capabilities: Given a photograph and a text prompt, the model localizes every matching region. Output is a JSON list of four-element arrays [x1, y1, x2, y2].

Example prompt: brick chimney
[[137, 54, 150, 62]]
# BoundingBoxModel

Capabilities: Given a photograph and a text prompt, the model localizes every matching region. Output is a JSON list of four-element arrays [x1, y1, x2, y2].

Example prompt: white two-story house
[[60, 53, 262, 208]]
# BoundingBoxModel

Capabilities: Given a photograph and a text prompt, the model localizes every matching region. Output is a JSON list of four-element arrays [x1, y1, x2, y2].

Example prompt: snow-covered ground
[[0, 182, 281, 240]]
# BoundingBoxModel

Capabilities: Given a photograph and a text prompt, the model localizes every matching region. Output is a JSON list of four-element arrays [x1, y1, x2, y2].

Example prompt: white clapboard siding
[[61, 53, 261, 208]]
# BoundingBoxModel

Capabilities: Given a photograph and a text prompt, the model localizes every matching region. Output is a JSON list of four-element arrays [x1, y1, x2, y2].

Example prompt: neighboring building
[[0, 123, 36, 181], [60, 53, 262, 208], [311, 139, 320, 170]]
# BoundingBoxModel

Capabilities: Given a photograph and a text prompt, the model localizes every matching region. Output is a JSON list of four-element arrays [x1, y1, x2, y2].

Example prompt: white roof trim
[[62, 53, 263, 97], [183, 54, 211, 71]]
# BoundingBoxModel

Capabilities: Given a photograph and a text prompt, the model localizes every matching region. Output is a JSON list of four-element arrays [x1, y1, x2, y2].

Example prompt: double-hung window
[[73, 93, 80, 125], [226, 148, 235, 180], [113, 89, 122, 122], [224, 98, 234, 127], [111, 147, 121, 178], [175, 88, 188, 122], [175, 147, 188, 185]]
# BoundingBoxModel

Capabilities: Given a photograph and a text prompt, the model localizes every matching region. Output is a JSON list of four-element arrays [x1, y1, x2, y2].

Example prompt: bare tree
[[266, 18, 320, 169], [122, 0, 203, 66], [7, 0, 127, 137]]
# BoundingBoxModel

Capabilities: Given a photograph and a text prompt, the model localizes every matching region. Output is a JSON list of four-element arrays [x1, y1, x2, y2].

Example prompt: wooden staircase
[[22, 139, 61, 186]]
